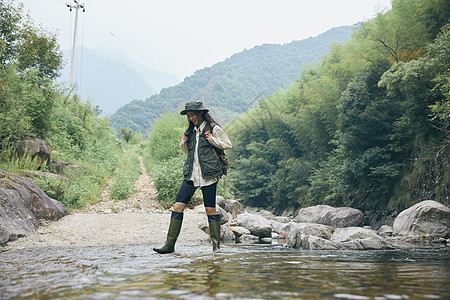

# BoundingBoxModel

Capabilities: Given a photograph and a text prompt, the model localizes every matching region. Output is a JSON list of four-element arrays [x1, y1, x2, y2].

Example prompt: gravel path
[[5, 158, 209, 250]]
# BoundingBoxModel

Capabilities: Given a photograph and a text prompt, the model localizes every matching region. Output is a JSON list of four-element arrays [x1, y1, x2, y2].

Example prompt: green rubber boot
[[153, 211, 183, 254], [208, 214, 221, 251]]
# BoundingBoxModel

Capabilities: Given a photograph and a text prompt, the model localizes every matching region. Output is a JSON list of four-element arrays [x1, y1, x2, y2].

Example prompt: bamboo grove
[[226, 0, 449, 222]]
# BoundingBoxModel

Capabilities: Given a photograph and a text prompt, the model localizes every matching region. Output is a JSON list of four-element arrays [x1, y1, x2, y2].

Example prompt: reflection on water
[[1, 243, 449, 299]]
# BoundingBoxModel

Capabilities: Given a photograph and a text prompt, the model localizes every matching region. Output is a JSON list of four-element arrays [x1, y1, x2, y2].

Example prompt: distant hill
[[109, 25, 355, 133], [58, 47, 179, 116], [92, 48, 180, 93]]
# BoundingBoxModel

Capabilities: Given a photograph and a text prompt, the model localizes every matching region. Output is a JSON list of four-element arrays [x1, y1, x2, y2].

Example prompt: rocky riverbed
[[1, 158, 449, 251]]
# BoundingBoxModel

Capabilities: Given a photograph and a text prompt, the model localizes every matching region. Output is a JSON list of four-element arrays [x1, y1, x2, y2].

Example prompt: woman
[[153, 101, 232, 254]]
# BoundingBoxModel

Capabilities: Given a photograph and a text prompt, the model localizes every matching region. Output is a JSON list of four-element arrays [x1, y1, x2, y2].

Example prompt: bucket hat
[[180, 101, 209, 115]]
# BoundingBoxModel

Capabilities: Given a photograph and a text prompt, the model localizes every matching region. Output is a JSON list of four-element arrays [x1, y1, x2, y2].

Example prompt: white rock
[[236, 213, 272, 238], [331, 227, 386, 250], [393, 200, 450, 239]]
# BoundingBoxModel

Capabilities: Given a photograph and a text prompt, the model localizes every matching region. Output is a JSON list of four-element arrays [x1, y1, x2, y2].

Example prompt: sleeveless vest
[[183, 124, 223, 181]]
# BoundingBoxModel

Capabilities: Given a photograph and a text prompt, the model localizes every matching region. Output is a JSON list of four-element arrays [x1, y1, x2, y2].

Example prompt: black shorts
[[175, 180, 217, 207]]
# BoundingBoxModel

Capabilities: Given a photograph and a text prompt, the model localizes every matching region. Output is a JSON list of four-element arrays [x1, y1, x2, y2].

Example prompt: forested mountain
[[227, 0, 449, 226], [59, 47, 179, 116], [109, 25, 354, 133]]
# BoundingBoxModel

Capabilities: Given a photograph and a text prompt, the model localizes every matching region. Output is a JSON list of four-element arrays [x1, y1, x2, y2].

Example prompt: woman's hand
[[204, 131, 211, 140], [182, 134, 188, 142]]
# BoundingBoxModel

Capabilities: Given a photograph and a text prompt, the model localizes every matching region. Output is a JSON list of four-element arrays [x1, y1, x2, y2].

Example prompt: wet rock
[[302, 235, 341, 250], [236, 213, 272, 238], [331, 227, 387, 250], [271, 221, 298, 238], [393, 200, 450, 239], [288, 223, 333, 249], [260, 237, 272, 243], [295, 205, 364, 227], [0, 170, 67, 246], [287, 223, 388, 250], [239, 234, 259, 242], [230, 226, 250, 238]]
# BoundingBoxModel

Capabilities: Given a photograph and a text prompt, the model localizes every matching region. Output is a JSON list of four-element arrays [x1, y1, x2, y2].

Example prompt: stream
[[1, 243, 449, 299]]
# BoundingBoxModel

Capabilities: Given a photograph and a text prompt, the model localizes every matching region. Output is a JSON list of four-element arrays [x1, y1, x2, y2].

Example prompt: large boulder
[[393, 200, 450, 239], [236, 213, 272, 238], [48, 160, 86, 176], [271, 221, 301, 236], [295, 205, 364, 227], [331, 227, 387, 250], [16, 139, 51, 167], [0, 188, 39, 245], [288, 223, 333, 249], [286, 223, 388, 250], [0, 170, 67, 245]]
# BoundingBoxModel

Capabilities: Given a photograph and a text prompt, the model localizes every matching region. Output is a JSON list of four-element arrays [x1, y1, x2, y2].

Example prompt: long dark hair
[[184, 111, 220, 138]]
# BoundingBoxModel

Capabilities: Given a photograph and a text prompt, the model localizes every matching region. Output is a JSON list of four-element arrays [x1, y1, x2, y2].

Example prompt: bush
[[146, 110, 187, 162], [147, 155, 185, 207], [110, 145, 141, 200]]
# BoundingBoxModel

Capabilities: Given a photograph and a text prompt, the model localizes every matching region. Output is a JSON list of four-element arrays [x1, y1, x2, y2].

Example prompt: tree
[[428, 24, 450, 143], [119, 128, 134, 143], [0, 0, 62, 79], [354, 0, 435, 64], [0, 0, 61, 146]]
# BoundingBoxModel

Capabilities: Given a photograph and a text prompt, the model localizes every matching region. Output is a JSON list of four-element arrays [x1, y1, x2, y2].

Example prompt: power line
[[78, 11, 85, 94], [56, 0, 162, 72], [81, 13, 163, 71], [66, 0, 85, 98]]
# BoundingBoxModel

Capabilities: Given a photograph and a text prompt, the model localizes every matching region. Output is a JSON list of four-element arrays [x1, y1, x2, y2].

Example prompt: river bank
[[2, 156, 449, 252], [3, 158, 209, 251], [3, 210, 209, 250]]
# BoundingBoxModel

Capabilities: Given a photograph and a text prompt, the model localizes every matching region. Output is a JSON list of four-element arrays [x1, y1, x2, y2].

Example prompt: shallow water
[[1, 243, 449, 299]]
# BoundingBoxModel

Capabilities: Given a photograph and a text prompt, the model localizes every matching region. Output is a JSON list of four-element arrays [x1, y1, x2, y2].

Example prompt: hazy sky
[[19, 0, 391, 80]]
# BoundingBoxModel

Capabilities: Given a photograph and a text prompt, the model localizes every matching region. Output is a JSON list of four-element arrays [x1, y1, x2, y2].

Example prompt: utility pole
[[67, 0, 85, 97]]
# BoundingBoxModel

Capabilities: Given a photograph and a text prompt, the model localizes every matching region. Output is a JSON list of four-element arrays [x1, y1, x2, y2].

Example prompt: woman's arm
[[205, 126, 232, 150]]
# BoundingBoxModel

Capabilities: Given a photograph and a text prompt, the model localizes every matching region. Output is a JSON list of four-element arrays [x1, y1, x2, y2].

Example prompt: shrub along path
[[83, 157, 162, 214], [5, 157, 209, 250]]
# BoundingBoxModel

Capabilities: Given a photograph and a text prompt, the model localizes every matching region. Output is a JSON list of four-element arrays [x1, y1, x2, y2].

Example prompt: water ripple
[[1, 243, 449, 299]]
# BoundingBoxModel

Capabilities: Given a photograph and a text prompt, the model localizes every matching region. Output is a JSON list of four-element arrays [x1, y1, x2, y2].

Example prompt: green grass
[[110, 145, 142, 200]]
